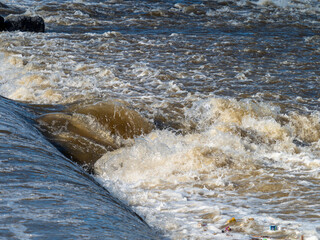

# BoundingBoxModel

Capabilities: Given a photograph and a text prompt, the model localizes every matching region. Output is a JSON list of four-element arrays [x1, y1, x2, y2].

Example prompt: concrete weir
[[0, 96, 161, 239]]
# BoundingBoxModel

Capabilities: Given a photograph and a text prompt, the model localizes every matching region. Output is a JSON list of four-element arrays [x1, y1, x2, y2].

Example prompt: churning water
[[0, 0, 319, 239]]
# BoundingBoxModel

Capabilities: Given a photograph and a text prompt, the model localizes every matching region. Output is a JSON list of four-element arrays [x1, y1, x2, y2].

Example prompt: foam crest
[[95, 97, 320, 238], [188, 98, 319, 147], [95, 130, 241, 184], [96, 97, 320, 183]]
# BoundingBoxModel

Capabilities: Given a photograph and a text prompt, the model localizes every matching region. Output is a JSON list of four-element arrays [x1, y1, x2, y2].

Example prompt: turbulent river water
[[0, 0, 319, 239]]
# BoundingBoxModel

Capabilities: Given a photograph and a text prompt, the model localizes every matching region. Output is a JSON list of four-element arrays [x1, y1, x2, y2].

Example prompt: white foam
[[95, 97, 320, 239]]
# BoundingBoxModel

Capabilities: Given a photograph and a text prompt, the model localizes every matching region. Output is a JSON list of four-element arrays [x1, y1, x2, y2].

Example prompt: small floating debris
[[269, 225, 278, 231], [222, 226, 232, 233], [226, 217, 236, 224]]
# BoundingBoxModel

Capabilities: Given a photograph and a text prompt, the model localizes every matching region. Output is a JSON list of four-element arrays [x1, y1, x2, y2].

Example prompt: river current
[[0, 0, 319, 239]]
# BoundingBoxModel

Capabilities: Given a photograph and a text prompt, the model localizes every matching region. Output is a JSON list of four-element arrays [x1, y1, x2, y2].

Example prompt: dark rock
[[0, 15, 4, 31], [4, 15, 45, 32]]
